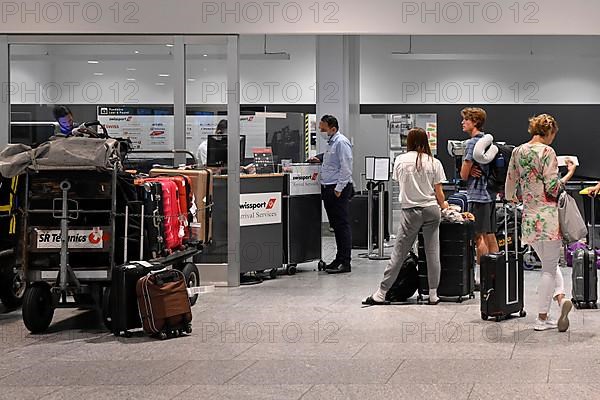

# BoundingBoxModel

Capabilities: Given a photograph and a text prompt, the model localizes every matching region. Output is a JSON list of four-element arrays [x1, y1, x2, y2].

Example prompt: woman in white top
[[364, 128, 448, 305]]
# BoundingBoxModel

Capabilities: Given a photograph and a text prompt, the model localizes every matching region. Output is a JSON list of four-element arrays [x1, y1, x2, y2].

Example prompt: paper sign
[[557, 156, 580, 167]]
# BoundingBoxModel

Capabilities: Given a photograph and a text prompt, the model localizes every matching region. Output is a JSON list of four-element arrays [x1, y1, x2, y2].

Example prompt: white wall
[[9, 36, 317, 105], [361, 36, 600, 104], [10, 35, 600, 105]]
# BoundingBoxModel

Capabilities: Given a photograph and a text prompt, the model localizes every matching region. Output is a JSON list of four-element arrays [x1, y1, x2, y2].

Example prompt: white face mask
[[320, 132, 330, 140]]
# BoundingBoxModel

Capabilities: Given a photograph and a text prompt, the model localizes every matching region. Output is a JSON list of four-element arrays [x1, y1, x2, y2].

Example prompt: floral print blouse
[[505, 143, 562, 245]]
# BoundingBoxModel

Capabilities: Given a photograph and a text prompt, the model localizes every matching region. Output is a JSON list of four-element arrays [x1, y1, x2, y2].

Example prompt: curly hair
[[528, 113, 558, 137], [461, 107, 487, 129]]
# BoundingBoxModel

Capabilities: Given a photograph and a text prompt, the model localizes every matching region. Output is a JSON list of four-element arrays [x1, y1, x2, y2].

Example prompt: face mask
[[320, 132, 330, 140]]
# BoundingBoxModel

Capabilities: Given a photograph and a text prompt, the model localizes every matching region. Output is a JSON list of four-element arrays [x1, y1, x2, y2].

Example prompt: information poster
[[426, 122, 438, 155], [98, 107, 266, 159]]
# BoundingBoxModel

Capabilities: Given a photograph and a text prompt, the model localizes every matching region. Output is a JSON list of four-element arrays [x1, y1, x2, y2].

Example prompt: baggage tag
[[187, 285, 215, 296]]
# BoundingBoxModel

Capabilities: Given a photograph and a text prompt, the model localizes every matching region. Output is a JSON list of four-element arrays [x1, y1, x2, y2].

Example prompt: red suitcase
[[148, 175, 192, 241], [138, 178, 183, 251]]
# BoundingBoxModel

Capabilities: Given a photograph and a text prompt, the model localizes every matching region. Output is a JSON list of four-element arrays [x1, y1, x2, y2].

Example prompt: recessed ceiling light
[[134, 50, 140, 54], [127, 78, 136, 81], [127, 68, 137, 71], [155, 82, 166, 86], [166, 44, 174, 47], [93, 72, 104, 76], [88, 60, 99, 64], [159, 74, 170, 77], [187, 78, 196, 82], [203, 54, 208, 57]]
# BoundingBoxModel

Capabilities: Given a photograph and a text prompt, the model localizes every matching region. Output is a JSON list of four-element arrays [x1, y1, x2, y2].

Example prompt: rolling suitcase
[[150, 168, 213, 244], [138, 181, 166, 258], [107, 261, 164, 336], [417, 221, 475, 302], [572, 196, 598, 309], [136, 268, 193, 339], [480, 202, 526, 321], [146, 175, 192, 240], [139, 178, 183, 252]]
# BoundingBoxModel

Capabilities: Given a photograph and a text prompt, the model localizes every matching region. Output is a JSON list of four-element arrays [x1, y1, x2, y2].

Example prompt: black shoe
[[325, 259, 341, 270], [326, 264, 351, 274]]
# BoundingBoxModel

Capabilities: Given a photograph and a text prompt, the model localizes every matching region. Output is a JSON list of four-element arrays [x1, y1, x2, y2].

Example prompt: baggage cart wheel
[[481, 313, 488, 321], [0, 266, 25, 310], [101, 287, 112, 332], [22, 285, 55, 334], [519, 309, 527, 318], [269, 269, 278, 279], [317, 260, 326, 271], [181, 263, 200, 307], [287, 265, 297, 276]]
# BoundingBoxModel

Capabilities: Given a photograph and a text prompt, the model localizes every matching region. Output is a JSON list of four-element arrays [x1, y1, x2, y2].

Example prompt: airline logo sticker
[[239, 193, 282, 226]]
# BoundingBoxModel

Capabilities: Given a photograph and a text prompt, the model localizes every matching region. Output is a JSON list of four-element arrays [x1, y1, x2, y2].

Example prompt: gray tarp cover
[[0, 138, 121, 178]]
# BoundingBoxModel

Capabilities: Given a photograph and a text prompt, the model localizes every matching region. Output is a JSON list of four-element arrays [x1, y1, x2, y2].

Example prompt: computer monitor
[[10, 123, 56, 147], [206, 135, 246, 167]]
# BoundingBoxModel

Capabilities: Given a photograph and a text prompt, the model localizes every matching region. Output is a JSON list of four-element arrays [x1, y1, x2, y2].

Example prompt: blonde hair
[[461, 107, 487, 129], [528, 113, 558, 137]]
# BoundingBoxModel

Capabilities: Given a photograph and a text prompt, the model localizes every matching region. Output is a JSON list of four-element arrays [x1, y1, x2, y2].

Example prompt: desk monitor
[[206, 135, 246, 167]]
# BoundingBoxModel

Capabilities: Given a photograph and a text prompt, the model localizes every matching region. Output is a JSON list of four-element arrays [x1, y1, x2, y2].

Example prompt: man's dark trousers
[[322, 183, 353, 265]]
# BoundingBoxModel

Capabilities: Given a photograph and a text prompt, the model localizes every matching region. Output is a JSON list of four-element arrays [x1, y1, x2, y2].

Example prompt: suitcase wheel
[[589, 302, 597, 309], [469, 294, 475, 299], [456, 297, 463, 304], [286, 265, 297, 275], [269, 269, 278, 279], [481, 312, 488, 321], [317, 260, 326, 271], [185, 324, 193, 334], [159, 332, 168, 340], [519, 309, 527, 318]]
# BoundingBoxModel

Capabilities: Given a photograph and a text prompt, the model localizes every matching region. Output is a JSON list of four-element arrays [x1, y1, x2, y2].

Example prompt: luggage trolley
[[19, 165, 204, 334], [20, 167, 120, 333]]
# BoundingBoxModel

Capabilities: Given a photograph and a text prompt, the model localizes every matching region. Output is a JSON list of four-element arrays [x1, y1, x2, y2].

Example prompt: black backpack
[[385, 252, 419, 302], [486, 143, 514, 195]]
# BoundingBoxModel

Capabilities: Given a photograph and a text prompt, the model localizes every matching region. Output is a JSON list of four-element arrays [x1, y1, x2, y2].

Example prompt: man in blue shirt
[[459, 107, 499, 287], [309, 115, 354, 274]]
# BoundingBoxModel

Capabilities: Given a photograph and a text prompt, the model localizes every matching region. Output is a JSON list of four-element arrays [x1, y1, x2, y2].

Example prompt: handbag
[[558, 191, 588, 243]]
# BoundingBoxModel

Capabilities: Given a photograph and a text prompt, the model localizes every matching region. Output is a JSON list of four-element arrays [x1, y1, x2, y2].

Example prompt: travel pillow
[[473, 134, 498, 164]]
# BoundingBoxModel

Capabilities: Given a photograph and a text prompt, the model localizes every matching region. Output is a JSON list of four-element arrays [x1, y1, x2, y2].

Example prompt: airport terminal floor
[[1, 235, 600, 400]]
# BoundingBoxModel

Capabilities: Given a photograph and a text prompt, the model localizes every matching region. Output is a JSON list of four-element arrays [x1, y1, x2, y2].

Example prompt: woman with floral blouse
[[505, 114, 577, 332]]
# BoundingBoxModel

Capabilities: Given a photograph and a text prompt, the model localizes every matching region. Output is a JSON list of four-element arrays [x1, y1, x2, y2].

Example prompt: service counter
[[196, 173, 285, 275], [196, 166, 323, 283]]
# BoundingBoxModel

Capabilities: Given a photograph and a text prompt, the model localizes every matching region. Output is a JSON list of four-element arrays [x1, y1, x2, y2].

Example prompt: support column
[[316, 35, 360, 151], [173, 36, 186, 166], [0, 36, 9, 148], [227, 35, 241, 287]]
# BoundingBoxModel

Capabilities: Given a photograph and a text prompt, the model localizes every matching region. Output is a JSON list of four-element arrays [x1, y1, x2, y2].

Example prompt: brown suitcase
[[150, 168, 213, 244], [136, 269, 193, 339]]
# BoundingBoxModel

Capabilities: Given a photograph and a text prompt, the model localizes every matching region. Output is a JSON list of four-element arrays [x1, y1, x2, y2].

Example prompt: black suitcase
[[480, 203, 526, 321], [417, 221, 475, 302], [350, 191, 390, 249], [138, 181, 165, 259], [107, 261, 164, 336], [572, 196, 598, 309]]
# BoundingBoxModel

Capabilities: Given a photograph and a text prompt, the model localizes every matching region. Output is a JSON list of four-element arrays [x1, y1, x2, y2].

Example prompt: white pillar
[[0, 36, 9, 148], [173, 36, 186, 165], [315, 35, 360, 151]]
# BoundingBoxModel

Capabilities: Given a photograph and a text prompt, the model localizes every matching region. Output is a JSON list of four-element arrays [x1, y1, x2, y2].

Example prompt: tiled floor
[[1, 237, 600, 400]]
